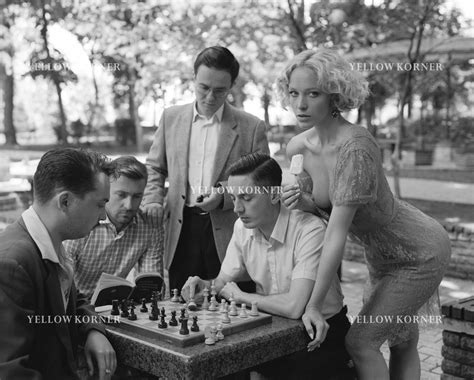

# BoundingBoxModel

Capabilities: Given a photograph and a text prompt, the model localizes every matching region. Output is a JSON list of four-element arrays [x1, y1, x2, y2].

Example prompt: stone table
[[103, 315, 308, 380]]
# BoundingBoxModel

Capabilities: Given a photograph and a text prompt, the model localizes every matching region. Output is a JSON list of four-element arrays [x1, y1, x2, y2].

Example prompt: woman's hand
[[302, 306, 330, 351], [281, 184, 301, 210], [282, 184, 317, 213]]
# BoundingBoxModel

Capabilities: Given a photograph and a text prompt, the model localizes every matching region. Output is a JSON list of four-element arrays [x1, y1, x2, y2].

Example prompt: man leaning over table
[[0, 148, 116, 380], [182, 153, 353, 380], [64, 156, 163, 301], [142, 46, 269, 294]]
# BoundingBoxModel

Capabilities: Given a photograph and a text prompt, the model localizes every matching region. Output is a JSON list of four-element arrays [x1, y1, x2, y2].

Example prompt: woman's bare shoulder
[[286, 131, 310, 158]]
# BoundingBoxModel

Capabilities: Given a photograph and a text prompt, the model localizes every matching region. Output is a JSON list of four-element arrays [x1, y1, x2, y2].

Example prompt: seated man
[[0, 148, 116, 379], [64, 156, 164, 300], [182, 153, 352, 379]]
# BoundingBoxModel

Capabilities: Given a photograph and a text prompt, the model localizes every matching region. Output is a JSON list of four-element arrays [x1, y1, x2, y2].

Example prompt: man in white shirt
[[182, 153, 353, 379], [143, 46, 269, 293]]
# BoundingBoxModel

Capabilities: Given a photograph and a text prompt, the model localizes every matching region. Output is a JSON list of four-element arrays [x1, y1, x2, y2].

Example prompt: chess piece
[[169, 310, 178, 326], [222, 310, 231, 324], [208, 296, 218, 311], [120, 299, 129, 318], [204, 326, 215, 345], [228, 293, 234, 304], [111, 300, 120, 316], [140, 298, 148, 313], [188, 299, 197, 311], [229, 301, 238, 316], [239, 303, 248, 318], [158, 314, 168, 329], [191, 315, 199, 332], [210, 280, 217, 298], [216, 324, 224, 340], [250, 301, 259, 317], [179, 308, 186, 322], [128, 304, 137, 321], [179, 317, 189, 335], [210, 325, 218, 342], [171, 289, 180, 302], [219, 299, 227, 313], [202, 288, 210, 310], [149, 300, 159, 321]]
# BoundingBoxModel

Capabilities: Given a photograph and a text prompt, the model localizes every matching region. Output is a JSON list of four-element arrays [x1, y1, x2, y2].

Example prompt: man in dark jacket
[[0, 148, 116, 379]]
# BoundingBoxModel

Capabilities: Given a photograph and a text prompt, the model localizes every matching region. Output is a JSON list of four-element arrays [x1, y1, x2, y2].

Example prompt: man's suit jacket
[[0, 218, 107, 380], [144, 101, 269, 269]]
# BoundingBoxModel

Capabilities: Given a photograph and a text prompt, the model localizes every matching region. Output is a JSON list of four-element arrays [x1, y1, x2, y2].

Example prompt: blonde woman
[[279, 49, 451, 380]]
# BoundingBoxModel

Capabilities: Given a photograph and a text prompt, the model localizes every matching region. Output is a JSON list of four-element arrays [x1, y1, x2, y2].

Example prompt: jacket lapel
[[44, 261, 76, 365], [212, 102, 237, 185], [173, 104, 193, 183]]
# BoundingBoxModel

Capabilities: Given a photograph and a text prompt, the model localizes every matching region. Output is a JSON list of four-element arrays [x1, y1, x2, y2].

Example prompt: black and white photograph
[[0, 0, 473, 379]]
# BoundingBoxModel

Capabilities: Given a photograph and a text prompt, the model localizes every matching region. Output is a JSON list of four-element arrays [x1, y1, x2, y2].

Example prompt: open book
[[91, 272, 164, 306]]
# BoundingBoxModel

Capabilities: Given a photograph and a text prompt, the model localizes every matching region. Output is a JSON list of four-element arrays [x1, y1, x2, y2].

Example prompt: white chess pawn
[[208, 295, 218, 311], [250, 301, 259, 317], [219, 299, 227, 313], [171, 289, 180, 302], [202, 288, 210, 309], [210, 325, 218, 342], [222, 310, 231, 324], [229, 301, 238, 316], [216, 323, 224, 340], [239, 303, 248, 318]]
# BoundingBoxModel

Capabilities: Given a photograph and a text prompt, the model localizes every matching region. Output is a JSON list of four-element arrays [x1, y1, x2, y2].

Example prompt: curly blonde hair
[[275, 49, 369, 112]]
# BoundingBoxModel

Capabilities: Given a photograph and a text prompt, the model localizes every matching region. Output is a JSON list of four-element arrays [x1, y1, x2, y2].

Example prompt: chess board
[[97, 300, 272, 347]]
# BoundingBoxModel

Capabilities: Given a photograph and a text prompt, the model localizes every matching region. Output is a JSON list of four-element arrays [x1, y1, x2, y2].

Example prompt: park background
[[0, 0, 473, 379]]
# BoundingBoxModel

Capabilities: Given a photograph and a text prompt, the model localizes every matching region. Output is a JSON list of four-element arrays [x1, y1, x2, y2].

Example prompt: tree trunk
[[40, 0, 67, 143], [53, 79, 68, 144], [128, 70, 143, 152], [262, 88, 270, 126], [1, 61, 17, 145]]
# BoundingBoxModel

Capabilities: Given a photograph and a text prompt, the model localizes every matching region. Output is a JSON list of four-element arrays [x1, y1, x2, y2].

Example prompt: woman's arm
[[303, 205, 357, 348]]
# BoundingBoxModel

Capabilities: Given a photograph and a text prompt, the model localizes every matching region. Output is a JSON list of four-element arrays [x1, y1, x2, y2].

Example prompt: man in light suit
[[143, 46, 269, 293], [0, 148, 116, 379]]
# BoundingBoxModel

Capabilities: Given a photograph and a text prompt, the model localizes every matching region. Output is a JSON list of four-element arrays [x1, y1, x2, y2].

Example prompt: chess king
[[182, 153, 354, 379], [0, 148, 116, 379]]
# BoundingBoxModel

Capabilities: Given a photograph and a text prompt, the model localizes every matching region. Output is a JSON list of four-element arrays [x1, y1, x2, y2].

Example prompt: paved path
[[341, 260, 473, 379]]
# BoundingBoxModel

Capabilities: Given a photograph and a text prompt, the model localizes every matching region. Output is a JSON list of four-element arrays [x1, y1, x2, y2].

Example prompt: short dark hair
[[33, 148, 112, 204], [227, 153, 282, 187], [109, 156, 147, 181], [194, 46, 240, 84]]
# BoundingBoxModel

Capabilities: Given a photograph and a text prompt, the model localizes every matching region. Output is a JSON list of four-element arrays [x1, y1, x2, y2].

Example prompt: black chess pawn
[[191, 315, 199, 332], [128, 305, 137, 321], [179, 317, 189, 335], [169, 310, 178, 326], [120, 299, 129, 318], [140, 298, 148, 313], [111, 300, 120, 316], [158, 314, 167, 329]]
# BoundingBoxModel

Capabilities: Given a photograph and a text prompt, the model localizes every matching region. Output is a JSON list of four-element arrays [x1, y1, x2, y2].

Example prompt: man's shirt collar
[[249, 204, 289, 245], [22, 206, 62, 264], [192, 102, 224, 123]]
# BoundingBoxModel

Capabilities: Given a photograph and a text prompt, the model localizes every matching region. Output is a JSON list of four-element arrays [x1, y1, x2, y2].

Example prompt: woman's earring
[[331, 108, 340, 118]]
